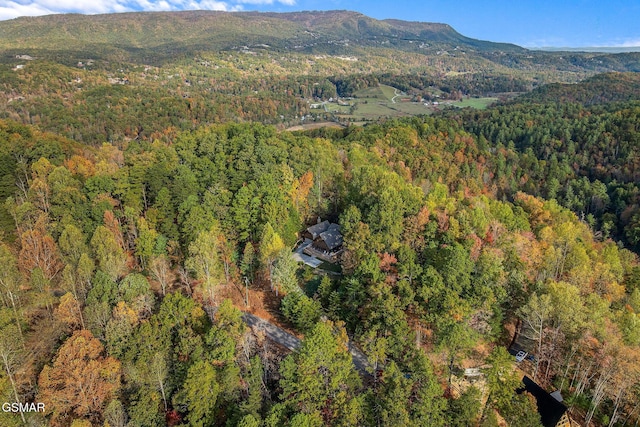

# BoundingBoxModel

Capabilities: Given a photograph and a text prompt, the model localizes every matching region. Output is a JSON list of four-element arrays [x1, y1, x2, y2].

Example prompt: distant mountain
[[0, 10, 525, 64], [535, 46, 640, 53], [2, 10, 639, 77]]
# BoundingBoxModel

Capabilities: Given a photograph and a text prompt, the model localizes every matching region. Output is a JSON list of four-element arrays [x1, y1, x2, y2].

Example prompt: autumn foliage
[[38, 330, 121, 425]]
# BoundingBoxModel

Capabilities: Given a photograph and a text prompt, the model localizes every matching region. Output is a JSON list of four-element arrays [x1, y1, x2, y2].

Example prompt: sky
[[0, 0, 639, 48]]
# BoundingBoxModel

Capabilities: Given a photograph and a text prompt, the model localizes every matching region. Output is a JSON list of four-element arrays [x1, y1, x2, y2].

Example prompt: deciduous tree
[[186, 225, 224, 306], [38, 330, 121, 424]]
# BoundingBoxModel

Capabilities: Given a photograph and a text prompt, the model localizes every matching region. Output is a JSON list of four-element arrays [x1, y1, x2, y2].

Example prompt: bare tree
[[517, 293, 552, 380], [0, 327, 26, 424], [149, 255, 173, 296]]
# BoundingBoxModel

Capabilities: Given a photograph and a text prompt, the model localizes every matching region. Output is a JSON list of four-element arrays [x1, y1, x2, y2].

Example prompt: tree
[[122, 316, 173, 424], [205, 299, 246, 364], [290, 171, 314, 217], [230, 184, 255, 243], [517, 292, 553, 380], [0, 326, 25, 425], [58, 224, 88, 266], [485, 347, 521, 412], [240, 243, 256, 281], [103, 399, 128, 427], [407, 353, 448, 427], [448, 387, 481, 427], [153, 186, 179, 240], [19, 223, 63, 281], [0, 244, 24, 342], [28, 157, 53, 213], [38, 329, 121, 424], [91, 225, 127, 281], [118, 273, 155, 319], [135, 217, 159, 270], [281, 292, 322, 333], [503, 393, 543, 427], [436, 316, 477, 387], [105, 301, 138, 358], [150, 352, 170, 413], [278, 321, 362, 426], [237, 414, 261, 427], [217, 232, 235, 284], [240, 243, 256, 306], [239, 356, 265, 420], [174, 360, 220, 427], [370, 361, 412, 426], [75, 253, 94, 300], [259, 222, 285, 292], [271, 250, 299, 296], [186, 225, 224, 306], [149, 255, 172, 296], [482, 347, 543, 426], [127, 388, 165, 427], [396, 244, 422, 286], [55, 292, 84, 330]]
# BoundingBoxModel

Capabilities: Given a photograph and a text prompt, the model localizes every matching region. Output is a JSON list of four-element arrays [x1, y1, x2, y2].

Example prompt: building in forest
[[301, 220, 343, 263], [520, 376, 572, 427]]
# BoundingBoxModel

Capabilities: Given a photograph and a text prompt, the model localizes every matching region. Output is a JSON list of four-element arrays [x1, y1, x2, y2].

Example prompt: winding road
[[391, 88, 401, 103], [242, 312, 370, 375]]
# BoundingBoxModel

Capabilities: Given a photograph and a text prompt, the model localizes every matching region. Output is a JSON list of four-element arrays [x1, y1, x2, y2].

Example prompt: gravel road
[[242, 312, 370, 375]]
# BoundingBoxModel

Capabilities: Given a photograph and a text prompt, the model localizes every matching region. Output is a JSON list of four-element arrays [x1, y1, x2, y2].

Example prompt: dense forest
[[1, 9, 640, 427], [1, 100, 640, 426]]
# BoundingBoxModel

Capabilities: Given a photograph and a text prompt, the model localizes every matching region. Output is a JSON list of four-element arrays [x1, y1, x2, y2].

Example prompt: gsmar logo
[[2, 402, 45, 413]]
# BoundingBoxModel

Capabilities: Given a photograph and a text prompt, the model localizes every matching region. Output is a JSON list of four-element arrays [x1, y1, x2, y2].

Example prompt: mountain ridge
[[3, 9, 638, 77], [0, 9, 524, 59]]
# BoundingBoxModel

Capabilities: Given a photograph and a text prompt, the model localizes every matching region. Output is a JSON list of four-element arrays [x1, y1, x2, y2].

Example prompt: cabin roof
[[519, 376, 568, 427], [306, 220, 330, 239], [317, 224, 342, 250]]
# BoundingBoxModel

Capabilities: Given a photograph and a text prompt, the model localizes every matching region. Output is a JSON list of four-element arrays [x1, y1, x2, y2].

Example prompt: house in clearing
[[301, 220, 343, 263]]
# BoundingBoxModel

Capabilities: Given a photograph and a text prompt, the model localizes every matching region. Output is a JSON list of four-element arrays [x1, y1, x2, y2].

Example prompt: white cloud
[[235, 0, 295, 5], [0, 1, 54, 20], [0, 0, 129, 18], [619, 39, 640, 47], [0, 0, 257, 20]]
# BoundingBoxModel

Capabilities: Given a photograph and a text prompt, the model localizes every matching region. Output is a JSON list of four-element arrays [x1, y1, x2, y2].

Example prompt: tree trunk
[[1, 354, 26, 424], [609, 386, 623, 427], [8, 292, 24, 347], [622, 400, 639, 426], [585, 369, 611, 426], [560, 347, 577, 392]]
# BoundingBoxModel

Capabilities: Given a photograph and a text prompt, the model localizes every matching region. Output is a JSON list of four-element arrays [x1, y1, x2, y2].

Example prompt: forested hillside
[[1, 9, 640, 427], [1, 109, 640, 426], [518, 73, 640, 105], [1, 11, 640, 145]]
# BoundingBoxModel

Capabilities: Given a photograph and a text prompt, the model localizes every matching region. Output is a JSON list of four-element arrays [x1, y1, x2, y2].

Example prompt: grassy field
[[453, 97, 498, 109], [389, 102, 432, 115], [334, 84, 430, 120], [379, 84, 398, 100], [285, 122, 345, 131], [325, 103, 351, 113], [315, 85, 492, 122], [349, 102, 396, 119]]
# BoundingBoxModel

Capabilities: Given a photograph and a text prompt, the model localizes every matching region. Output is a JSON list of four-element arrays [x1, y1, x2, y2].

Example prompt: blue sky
[[0, 0, 638, 47]]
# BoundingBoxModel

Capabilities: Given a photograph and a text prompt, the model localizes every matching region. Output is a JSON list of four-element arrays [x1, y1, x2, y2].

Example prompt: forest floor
[[218, 276, 302, 339], [219, 277, 371, 375]]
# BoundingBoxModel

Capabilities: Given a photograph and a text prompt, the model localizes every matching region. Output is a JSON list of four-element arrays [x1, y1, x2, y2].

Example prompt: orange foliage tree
[[18, 221, 63, 281], [38, 330, 121, 425]]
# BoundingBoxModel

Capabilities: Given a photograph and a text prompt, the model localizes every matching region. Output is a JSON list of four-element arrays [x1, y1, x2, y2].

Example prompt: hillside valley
[[0, 10, 639, 427]]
